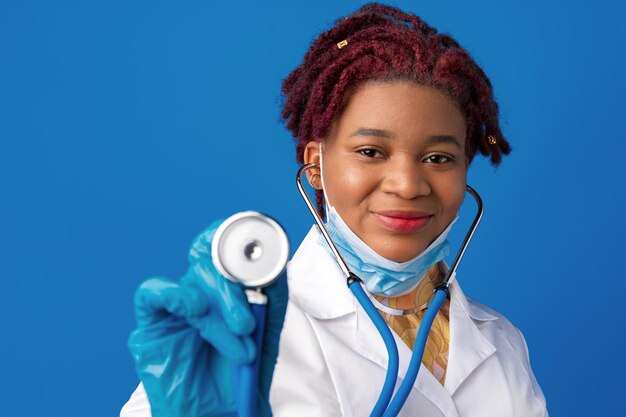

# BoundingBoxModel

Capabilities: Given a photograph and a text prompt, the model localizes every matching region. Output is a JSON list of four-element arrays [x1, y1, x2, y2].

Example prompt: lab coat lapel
[[351, 278, 498, 414], [444, 281, 497, 396]]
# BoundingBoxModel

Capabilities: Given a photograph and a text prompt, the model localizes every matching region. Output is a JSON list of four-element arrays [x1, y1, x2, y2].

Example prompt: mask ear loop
[[318, 141, 332, 211]]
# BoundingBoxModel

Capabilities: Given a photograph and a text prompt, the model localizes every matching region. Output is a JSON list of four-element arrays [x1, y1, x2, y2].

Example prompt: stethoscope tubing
[[235, 295, 267, 417], [382, 288, 448, 417], [348, 279, 400, 416]]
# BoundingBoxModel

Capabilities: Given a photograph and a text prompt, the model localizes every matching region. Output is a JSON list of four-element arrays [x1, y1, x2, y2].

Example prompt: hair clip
[[337, 39, 348, 49], [487, 135, 497, 145]]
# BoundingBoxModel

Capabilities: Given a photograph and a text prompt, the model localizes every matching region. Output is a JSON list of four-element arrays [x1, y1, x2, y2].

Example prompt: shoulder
[[287, 225, 325, 278], [466, 295, 529, 357], [465, 295, 548, 410], [450, 280, 526, 346], [284, 226, 356, 319], [120, 383, 151, 417], [467, 296, 519, 333]]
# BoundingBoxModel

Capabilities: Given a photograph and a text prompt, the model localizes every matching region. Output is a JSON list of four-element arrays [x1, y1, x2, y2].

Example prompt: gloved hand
[[128, 220, 289, 417]]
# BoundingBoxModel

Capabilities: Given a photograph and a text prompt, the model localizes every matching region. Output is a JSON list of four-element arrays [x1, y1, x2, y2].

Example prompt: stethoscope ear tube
[[442, 185, 484, 286]]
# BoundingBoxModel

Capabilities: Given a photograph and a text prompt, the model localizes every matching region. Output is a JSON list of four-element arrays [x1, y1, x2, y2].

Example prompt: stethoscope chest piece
[[211, 211, 290, 288]]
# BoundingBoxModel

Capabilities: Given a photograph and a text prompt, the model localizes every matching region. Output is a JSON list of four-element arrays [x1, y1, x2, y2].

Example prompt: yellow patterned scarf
[[374, 263, 450, 385]]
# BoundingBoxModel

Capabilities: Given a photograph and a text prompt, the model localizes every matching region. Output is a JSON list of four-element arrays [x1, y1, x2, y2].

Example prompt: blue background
[[1, 1, 624, 416]]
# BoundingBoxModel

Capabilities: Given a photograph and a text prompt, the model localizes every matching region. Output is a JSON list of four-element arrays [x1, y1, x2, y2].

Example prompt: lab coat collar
[[286, 225, 357, 319], [440, 262, 499, 323], [288, 225, 500, 413]]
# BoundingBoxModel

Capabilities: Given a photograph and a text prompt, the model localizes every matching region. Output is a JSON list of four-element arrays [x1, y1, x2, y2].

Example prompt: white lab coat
[[121, 225, 548, 417]]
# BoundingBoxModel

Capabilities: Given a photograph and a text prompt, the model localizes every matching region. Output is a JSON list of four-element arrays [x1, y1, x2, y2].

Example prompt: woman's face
[[304, 81, 468, 262]]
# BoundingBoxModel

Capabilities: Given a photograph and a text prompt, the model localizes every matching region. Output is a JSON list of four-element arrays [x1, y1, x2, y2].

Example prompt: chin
[[372, 241, 429, 263]]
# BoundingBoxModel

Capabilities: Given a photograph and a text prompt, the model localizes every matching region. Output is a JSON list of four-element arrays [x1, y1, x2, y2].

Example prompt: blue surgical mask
[[319, 206, 455, 296], [316, 142, 456, 297]]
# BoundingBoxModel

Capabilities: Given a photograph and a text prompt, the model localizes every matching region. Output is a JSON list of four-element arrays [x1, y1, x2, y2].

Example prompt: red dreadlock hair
[[281, 3, 511, 214]]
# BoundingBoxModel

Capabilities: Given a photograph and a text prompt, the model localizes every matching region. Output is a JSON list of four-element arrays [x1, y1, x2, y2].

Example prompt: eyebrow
[[425, 135, 462, 149], [348, 128, 461, 148], [349, 127, 393, 138]]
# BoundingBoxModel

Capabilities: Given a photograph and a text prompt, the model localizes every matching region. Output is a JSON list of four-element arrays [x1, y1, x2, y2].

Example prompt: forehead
[[332, 81, 467, 144]]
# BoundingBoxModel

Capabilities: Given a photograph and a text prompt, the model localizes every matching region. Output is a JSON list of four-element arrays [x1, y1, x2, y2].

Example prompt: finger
[[134, 277, 210, 326], [187, 261, 256, 336], [215, 270, 257, 335], [186, 313, 257, 365]]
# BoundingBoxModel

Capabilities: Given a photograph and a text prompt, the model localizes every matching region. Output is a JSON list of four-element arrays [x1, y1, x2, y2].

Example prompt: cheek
[[324, 157, 377, 206], [327, 172, 365, 209], [447, 174, 467, 213], [434, 169, 466, 215]]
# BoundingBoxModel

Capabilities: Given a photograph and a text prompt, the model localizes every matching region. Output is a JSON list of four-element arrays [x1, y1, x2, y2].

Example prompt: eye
[[423, 154, 452, 164], [358, 148, 384, 158]]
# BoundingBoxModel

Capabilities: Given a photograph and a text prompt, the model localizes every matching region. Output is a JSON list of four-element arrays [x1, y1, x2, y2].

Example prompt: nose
[[379, 158, 431, 199]]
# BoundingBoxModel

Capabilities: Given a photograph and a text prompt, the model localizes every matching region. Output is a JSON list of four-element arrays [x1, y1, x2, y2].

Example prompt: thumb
[[187, 219, 224, 265], [183, 220, 256, 336]]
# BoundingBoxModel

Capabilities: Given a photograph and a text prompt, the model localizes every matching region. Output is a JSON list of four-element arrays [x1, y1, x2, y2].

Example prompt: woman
[[122, 4, 548, 416]]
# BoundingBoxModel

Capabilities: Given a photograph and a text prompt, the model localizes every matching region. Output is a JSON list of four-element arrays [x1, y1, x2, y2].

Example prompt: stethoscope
[[211, 211, 290, 417], [296, 163, 484, 417], [210, 164, 483, 417]]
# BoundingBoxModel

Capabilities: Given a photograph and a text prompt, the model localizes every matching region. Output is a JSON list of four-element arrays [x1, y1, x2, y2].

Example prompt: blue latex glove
[[128, 220, 289, 417]]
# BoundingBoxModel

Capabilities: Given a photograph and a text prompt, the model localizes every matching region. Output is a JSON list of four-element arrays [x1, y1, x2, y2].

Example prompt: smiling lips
[[372, 210, 433, 233]]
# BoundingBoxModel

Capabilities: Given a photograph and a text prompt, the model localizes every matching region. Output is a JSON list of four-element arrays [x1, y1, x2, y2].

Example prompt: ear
[[303, 140, 322, 189]]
